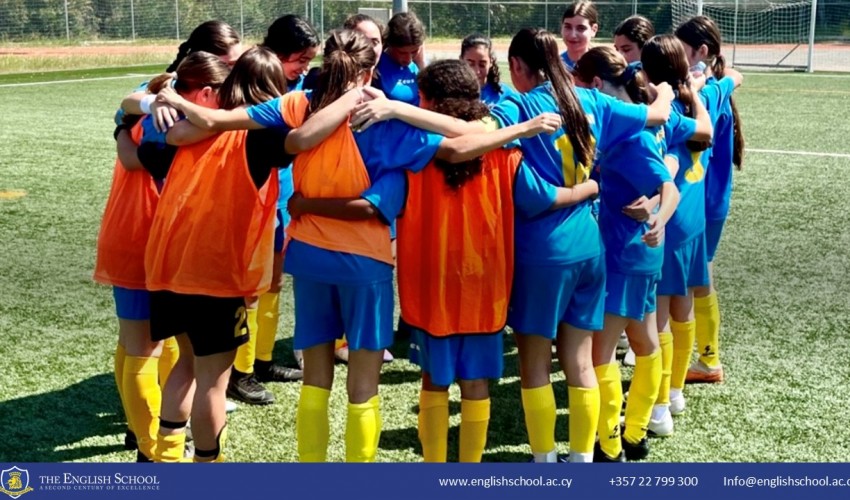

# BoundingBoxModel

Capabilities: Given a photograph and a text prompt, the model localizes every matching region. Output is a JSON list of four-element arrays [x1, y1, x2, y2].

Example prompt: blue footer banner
[[2, 463, 850, 499]]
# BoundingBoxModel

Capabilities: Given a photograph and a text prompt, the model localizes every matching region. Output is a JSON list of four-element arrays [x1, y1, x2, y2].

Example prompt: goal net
[[672, 0, 815, 71]]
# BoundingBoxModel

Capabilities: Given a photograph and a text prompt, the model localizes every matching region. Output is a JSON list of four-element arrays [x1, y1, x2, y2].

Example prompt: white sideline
[[750, 148, 850, 159]]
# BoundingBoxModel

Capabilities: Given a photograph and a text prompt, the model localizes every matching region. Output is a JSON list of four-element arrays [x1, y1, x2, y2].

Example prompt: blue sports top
[[703, 76, 737, 222], [597, 126, 675, 275], [375, 55, 420, 106], [490, 84, 647, 265]]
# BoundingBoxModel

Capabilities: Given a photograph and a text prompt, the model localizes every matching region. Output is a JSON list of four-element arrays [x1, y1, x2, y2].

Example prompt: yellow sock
[[194, 425, 228, 463], [256, 292, 279, 362], [346, 395, 382, 463], [671, 319, 696, 390], [297, 385, 331, 462], [656, 332, 673, 405], [695, 293, 721, 368], [459, 398, 490, 463], [158, 337, 179, 387], [156, 430, 186, 463], [122, 356, 161, 460], [418, 390, 449, 462], [520, 385, 556, 457], [114, 344, 130, 431], [624, 350, 661, 444], [568, 385, 600, 456], [233, 307, 258, 374], [594, 364, 622, 459]]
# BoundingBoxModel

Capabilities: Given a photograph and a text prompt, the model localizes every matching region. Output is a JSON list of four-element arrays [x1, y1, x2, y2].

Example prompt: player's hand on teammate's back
[[350, 95, 398, 132], [288, 192, 305, 220], [151, 86, 182, 132], [149, 101, 180, 133], [647, 81, 674, 105], [623, 196, 654, 222], [642, 214, 665, 247], [521, 112, 562, 137]]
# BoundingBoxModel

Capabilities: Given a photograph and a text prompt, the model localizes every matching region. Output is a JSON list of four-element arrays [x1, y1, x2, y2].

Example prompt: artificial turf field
[[1, 66, 849, 463]]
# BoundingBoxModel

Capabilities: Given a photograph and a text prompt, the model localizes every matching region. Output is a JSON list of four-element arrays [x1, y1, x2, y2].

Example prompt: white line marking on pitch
[[0, 74, 151, 88], [750, 148, 850, 159]]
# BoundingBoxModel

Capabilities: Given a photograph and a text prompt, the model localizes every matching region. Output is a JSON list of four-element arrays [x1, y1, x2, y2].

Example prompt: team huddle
[[94, 0, 743, 463]]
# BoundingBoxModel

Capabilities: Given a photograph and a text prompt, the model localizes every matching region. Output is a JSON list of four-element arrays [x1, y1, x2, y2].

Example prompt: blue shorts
[[409, 328, 504, 387], [274, 209, 285, 253], [604, 271, 659, 321], [705, 219, 726, 263], [292, 277, 394, 351], [657, 235, 709, 296], [113, 286, 150, 321], [508, 254, 606, 337]]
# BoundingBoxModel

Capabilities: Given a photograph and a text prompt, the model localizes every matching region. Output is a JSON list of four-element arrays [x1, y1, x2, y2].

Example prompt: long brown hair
[[166, 21, 240, 73], [573, 46, 649, 104], [641, 34, 707, 152], [308, 30, 376, 117], [148, 51, 229, 97], [676, 16, 745, 169], [419, 59, 491, 189], [218, 46, 287, 109], [509, 28, 594, 170]]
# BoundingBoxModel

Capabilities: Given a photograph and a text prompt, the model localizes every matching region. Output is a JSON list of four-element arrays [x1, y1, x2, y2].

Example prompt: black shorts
[[150, 291, 250, 357]]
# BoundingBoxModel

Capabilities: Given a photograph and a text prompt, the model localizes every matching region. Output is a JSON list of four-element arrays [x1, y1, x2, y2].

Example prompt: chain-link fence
[[1, 1, 848, 71]]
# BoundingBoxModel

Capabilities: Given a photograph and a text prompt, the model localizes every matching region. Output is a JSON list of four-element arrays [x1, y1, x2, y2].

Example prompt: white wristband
[[139, 94, 156, 115]]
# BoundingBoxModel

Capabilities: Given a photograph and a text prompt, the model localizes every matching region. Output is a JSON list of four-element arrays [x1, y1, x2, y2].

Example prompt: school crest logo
[[0, 467, 33, 498]]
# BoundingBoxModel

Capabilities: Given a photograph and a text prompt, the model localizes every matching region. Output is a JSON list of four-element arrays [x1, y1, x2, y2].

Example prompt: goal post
[[672, 0, 816, 72]]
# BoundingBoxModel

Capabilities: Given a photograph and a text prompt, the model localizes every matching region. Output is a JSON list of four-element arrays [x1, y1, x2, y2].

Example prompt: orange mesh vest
[[93, 122, 158, 289], [145, 130, 279, 297], [281, 92, 393, 265], [397, 148, 522, 336]]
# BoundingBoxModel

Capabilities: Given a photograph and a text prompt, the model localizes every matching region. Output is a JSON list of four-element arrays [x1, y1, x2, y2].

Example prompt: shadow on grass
[[379, 345, 575, 462], [0, 373, 125, 462]]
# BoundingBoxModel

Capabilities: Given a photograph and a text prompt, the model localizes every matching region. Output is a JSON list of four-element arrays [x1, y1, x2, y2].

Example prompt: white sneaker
[[669, 392, 686, 416], [617, 332, 630, 349], [225, 400, 239, 413], [648, 405, 674, 437], [623, 348, 636, 366]]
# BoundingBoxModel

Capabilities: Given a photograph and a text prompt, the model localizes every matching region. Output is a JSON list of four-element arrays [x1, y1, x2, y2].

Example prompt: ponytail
[[712, 53, 745, 169], [509, 28, 594, 172], [308, 30, 376, 117], [146, 72, 175, 94], [676, 15, 745, 168], [641, 34, 707, 152], [166, 41, 191, 73], [573, 46, 650, 104]]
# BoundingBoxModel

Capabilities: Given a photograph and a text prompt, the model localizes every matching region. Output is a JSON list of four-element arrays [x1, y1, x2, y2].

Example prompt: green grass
[[1, 70, 849, 463], [0, 52, 172, 75], [0, 65, 163, 85]]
